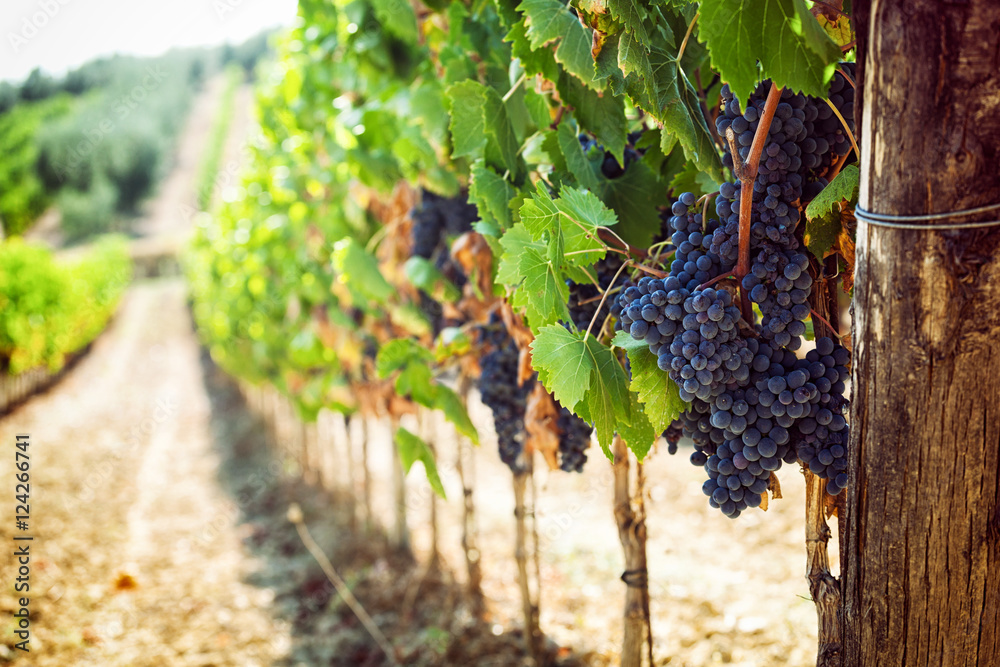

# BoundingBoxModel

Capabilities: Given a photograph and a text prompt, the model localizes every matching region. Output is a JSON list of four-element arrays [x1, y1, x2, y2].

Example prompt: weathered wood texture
[[612, 436, 652, 667], [846, 1, 1000, 665]]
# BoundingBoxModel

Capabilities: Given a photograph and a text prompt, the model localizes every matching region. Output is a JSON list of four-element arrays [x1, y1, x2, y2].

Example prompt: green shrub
[[0, 236, 131, 374], [57, 178, 117, 241], [0, 96, 74, 236]]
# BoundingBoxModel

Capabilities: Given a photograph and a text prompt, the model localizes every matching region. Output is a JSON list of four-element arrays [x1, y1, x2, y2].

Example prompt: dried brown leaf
[[825, 490, 839, 519], [836, 207, 856, 294], [389, 394, 418, 418], [452, 232, 496, 302], [525, 384, 561, 470], [768, 474, 783, 500]]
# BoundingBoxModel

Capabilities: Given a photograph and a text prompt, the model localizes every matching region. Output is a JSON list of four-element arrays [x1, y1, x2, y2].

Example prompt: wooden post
[[844, 1, 1000, 663], [612, 435, 652, 667]]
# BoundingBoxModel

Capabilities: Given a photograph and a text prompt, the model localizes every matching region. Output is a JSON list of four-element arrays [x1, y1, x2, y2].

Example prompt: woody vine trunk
[[845, 1, 1000, 664]]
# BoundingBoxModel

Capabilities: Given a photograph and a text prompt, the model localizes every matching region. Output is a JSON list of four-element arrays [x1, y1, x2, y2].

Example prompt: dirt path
[[135, 75, 231, 240], [0, 281, 289, 665]]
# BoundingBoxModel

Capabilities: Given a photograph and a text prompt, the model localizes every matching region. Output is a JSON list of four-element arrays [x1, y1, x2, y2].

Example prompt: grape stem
[[697, 272, 735, 290], [823, 98, 860, 160], [502, 72, 528, 103], [825, 150, 852, 183], [837, 67, 856, 89], [598, 227, 648, 260], [676, 11, 699, 64], [809, 308, 844, 340], [584, 259, 631, 342], [728, 82, 784, 321], [630, 262, 668, 278]]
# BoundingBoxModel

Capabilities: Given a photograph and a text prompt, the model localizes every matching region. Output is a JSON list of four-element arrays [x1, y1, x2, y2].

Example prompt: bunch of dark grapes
[[741, 246, 811, 350], [557, 407, 592, 472], [790, 337, 851, 494], [578, 131, 646, 179], [478, 321, 532, 472], [411, 190, 479, 259], [667, 193, 724, 289], [702, 439, 769, 518], [410, 190, 478, 333], [613, 68, 856, 516], [616, 275, 751, 402]]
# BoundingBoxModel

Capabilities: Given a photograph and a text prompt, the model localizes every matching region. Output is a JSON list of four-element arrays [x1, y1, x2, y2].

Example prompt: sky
[[1, 0, 299, 82]]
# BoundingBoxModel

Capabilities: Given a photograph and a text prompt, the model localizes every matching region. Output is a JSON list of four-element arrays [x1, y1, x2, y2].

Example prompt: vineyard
[[2, 0, 999, 665], [182, 0, 999, 662]]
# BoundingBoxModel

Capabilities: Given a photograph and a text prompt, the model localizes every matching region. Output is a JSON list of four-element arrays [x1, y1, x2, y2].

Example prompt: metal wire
[[855, 204, 1000, 230]]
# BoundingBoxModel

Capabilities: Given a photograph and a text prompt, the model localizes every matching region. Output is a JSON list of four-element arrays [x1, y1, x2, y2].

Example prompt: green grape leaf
[[524, 88, 554, 130], [698, 0, 841, 106], [397, 362, 437, 405], [376, 339, 434, 378], [506, 19, 561, 82], [396, 427, 446, 499], [483, 85, 525, 179], [628, 47, 723, 182], [431, 384, 480, 445], [447, 82, 525, 180], [593, 32, 627, 97], [804, 164, 859, 258], [332, 239, 394, 305], [447, 83, 488, 159], [806, 164, 860, 221], [404, 257, 461, 303], [530, 326, 595, 409], [556, 120, 601, 192], [389, 303, 432, 337], [607, 0, 649, 42], [497, 224, 572, 328], [370, 0, 419, 44], [470, 161, 519, 230], [601, 159, 669, 249], [669, 160, 723, 199], [617, 392, 657, 460], [612, 330, 687, 434], [558, 72, 627, 163], [618, 29, 655, 100], [518, 0, 598, 88], [520, 183, 615, 268], [530, 325, 632, 454]]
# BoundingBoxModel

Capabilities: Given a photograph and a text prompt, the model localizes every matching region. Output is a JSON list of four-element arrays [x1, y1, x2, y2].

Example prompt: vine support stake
[[390, 415, 411, 554], [360, 414, 374, 532], [612, 435, 653, 667], [513, 459, 542, 666], [455, 377, 484, 616]]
